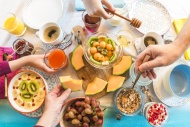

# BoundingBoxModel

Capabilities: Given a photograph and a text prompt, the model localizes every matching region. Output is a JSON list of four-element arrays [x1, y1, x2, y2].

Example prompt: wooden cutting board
[[71, 25, 129, 99]]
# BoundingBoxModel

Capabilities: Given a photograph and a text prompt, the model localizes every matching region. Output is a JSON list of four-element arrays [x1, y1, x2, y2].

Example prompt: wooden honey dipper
[[104, 8, 142, 28]]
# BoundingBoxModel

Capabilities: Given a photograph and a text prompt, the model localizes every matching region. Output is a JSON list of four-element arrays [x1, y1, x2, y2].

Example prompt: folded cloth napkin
[[173, 18, 187, 34], [0, 47, 19, 99], [75, 0, 125, 11], [173, 18, 190, 60]]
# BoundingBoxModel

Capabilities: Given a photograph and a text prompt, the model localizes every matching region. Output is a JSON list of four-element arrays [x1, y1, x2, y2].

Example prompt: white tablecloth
[[0, 0, 190, 126]]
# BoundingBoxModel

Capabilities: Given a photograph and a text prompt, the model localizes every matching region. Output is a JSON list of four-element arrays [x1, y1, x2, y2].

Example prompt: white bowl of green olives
[[83, 32, 123, 69], [60, 97, 104, 127], [8, 70, 47, 113]]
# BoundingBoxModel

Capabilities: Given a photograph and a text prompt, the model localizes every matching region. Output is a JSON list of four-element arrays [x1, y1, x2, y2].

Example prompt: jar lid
[[129, 63, 152, 86]]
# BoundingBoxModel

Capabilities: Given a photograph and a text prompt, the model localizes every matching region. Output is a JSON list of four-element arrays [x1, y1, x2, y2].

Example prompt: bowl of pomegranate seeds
[[143, 102, 168, 126]]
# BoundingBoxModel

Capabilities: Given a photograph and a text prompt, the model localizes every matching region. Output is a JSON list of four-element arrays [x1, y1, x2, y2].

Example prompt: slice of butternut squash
[[71, 45, 85, 70], [107, 75, 125, 92], [59, 76, 82, 92], [113, 56, 132, 75], [85, 77, 107, 95]]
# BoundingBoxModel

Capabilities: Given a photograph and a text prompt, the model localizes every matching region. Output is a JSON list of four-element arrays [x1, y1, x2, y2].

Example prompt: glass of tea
[[44, 48, 68, 70], [82, 11, 101, 33], [0, 13, 27, 36]]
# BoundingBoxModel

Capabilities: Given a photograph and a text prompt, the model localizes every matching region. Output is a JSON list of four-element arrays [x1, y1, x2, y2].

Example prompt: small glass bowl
[[83, 32, 123, 69], [107, 8, 125, 26], [143, 102, 169, 126], [130, 63, 152, 86], [114, 86, 145, 116], [116, 30, 137, 58]]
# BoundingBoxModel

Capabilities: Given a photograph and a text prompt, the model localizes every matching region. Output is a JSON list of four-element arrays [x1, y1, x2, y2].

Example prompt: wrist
[[36, 111, 57, 127], [173, 40, 189, 55], [21, 55, 33, 66]]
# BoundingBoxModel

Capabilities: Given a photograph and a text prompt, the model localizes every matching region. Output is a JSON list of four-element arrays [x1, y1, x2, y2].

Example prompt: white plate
[[129, 0, 171, 35], [21, 66, 59, 117], [153, 59, 190, 107], [23, 0, 66, 29], [8, 70, 47, 114]]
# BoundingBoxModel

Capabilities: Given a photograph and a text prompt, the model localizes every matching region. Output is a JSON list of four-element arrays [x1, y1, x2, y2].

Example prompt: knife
[[3, 53, 8, 98]]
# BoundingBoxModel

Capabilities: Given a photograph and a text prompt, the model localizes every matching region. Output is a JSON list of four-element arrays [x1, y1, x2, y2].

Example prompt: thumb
[[102, 0, 115, 11], [100, 0, 115, 19], [139, 59, 160, 72], [58, 88, 71, 103]]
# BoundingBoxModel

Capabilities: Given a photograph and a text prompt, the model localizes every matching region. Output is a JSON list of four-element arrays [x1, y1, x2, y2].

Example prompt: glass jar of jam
[[13, 38, 34, 56]]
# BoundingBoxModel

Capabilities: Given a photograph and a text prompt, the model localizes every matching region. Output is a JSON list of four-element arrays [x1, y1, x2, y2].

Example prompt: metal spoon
[[131, 55, 151, 89], [140, 86, 154, 102]]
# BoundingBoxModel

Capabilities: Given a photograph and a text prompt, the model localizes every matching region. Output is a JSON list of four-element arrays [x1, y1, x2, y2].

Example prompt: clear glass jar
[[107, 8, 125, 26], [13, 38, 34, 56], [114, 86, 145, 116], [130, 63, 152, 86], [143, 102, 169, 126]]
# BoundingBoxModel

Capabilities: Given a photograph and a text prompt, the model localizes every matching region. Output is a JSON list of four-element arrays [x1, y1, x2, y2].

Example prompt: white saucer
[[23, 0, 66, 29], [153, 58, 190, 107]]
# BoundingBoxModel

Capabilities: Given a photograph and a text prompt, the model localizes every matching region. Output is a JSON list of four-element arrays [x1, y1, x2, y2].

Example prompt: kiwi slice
[[21, 91, 33, 102], [97, 46, 103, 52], [28, 81, 39, 94], [90, 56, 101, 65], [105, 38, 115, 47], [101, 49, 108, 55], [109, 53, 117, 63], [19, 81, 29, 92], [87, 36, 98, 46]]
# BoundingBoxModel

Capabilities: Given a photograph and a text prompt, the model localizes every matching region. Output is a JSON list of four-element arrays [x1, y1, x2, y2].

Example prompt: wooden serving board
[[71, 25, 129, 99]]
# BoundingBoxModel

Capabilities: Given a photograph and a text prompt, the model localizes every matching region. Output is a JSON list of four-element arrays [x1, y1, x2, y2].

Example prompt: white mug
[[140, 32, 164, 51], [36, 22, 64, 45]]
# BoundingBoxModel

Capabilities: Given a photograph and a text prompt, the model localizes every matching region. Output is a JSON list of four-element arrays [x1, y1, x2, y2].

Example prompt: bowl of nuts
[[60, 97, 104, 127], [114, 86, 145, 116]]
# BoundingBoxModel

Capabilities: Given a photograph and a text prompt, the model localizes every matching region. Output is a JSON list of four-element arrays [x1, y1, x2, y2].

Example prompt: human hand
[[36, 85, 71, 127], [82, 0, 115, 19], [135, 43, 183, 80], [27, 55, 57, 73]]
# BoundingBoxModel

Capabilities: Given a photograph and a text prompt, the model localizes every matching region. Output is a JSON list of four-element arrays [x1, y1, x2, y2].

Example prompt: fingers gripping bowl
[[8, 70, 47, 113], [83, 32, 123, 69]]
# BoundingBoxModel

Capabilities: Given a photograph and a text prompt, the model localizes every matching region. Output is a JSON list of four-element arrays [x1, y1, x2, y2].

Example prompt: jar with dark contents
[[13, 39, 34, 56]]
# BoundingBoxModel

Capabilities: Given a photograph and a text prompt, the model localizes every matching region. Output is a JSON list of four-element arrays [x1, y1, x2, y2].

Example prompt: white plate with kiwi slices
[[8, 70, 47, 114], [8, 66, 59, 117]]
